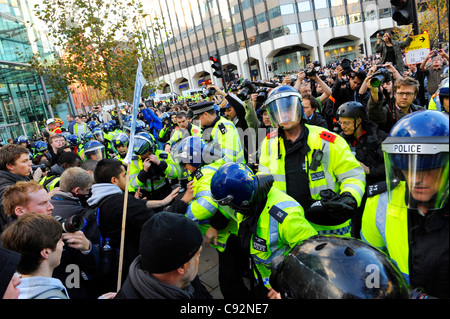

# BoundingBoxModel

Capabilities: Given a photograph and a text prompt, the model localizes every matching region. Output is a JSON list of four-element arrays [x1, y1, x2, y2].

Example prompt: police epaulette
[[194, 169, 203, 180], [159, 152, 168, 159], [367, 181, 388, 197], [218, 123, 227, 134], [319, 131, 337, 143], [266, 131, 278, 139]]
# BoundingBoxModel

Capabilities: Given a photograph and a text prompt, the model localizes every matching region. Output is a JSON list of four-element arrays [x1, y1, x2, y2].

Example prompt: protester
[[114, 212, 208, 299], [1, 213, 69, 299]]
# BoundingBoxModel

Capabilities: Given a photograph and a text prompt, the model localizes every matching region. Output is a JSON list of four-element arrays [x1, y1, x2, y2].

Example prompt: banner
[[123, 59, 147, 164]]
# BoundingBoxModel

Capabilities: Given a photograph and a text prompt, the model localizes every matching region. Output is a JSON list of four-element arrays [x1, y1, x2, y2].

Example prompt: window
[[349, 13, 362, 23], [314, 0, 328, 9], [333, 15, 347, 26], [331, 0, 343, 5], [280, 4, 295, 15], [256, 12, 267, 24], [297, 1, 311, 12], [317, 18, 330, 29], [301, 21, 314, 32], [245, 17, 255, 28], [379, 8, 391, 19], [268, 7, 281, 19]]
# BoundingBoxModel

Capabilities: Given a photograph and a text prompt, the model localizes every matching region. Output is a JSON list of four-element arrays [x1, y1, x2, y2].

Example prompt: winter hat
[[140, 212, 203, 274], [0, 247, 21, 298]]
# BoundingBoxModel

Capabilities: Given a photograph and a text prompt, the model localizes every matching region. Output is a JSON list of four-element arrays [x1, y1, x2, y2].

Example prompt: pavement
[[197, 242, 224, 299]]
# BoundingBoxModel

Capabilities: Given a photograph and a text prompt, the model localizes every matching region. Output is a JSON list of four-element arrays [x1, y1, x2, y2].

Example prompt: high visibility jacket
[[74, 123, 88, 137], [167, 124, 202, 147], [117, 154, 141, 193], [39, 174, 61, 192], [202, 116, 246, 164], [258, 124, 366, 237], [186, 162, 238, 252], [131, 150, 179, 193], [240, 187, 318, 288], [52, 127, 62, 134]]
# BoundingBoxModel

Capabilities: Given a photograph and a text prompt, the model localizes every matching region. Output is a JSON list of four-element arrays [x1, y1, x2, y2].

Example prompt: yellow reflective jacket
[[258, 124, 366, 236]]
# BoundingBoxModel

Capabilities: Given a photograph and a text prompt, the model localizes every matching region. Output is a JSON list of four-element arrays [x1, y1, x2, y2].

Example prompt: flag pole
[[116, 59, 146, 292], [117, 162, 131, 291]]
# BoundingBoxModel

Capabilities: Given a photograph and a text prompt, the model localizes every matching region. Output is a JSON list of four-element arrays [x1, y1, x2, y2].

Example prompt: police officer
[[164, 111, 202, 152], [210, 162, 317, 299], [132, 132, 179, 202], [258, 85, 366, 237], [361, 110, 449, 299], [190, 101, 245, 164], [172, 136, 249, 299]]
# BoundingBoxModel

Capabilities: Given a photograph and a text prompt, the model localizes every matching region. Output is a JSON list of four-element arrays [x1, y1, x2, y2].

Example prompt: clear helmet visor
[[93, 130, 104, 142], [265, 94, 303, 128], [84, 145, 105, 161], [383, 139, 449, 211]]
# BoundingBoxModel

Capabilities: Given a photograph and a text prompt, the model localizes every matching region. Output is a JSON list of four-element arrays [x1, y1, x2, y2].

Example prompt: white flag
[[124, 59, 147, 164]]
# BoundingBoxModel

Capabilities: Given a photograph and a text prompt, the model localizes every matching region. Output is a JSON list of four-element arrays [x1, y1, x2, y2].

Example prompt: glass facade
[[0, 0, 71, 143]]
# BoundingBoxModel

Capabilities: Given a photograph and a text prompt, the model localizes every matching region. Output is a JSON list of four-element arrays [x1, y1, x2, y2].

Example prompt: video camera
[[237, 79, 279, 102], [237, 79, 258, 101]]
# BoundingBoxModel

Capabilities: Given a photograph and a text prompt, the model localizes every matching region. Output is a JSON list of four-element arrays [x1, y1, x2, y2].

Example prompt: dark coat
[[340, 121, 388, 186], [0, 171, 30, 232]]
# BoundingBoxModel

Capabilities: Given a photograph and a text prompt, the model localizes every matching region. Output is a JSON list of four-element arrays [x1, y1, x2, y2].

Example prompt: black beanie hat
[[0, 247, 21, 298], [140, 212, 203, 274]]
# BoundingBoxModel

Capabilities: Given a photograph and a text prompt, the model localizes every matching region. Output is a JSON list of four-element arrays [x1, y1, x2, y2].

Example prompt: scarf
[[125, 256, 194, 299]]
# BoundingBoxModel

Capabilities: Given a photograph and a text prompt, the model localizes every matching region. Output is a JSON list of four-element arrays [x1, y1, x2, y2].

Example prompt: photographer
[[420, 49, 449, 100], [294, 67, 332, 114], [1, 180, 101, 299], [366, 75, 425, 133], [91, 104, 112, 124], [375, 30, 413, 74]]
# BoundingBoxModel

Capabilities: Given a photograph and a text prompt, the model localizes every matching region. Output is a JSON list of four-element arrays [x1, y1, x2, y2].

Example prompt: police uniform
[[361, 181, 449, 298], [191, 101, 246, 164], [258, 124, 366, 237], [238, 184, 317, 291]]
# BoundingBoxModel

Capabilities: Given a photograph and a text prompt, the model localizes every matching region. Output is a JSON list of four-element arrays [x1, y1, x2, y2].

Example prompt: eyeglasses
[[395, 91, 415, 97], [338, 120, 354, 127]]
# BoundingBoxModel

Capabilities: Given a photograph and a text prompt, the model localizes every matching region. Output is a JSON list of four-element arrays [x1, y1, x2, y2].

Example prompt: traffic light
[[209, 55, 223, 79], [359, 43, 364, 54], [391, 0, 415, 26], [268, 64, 272, 72]]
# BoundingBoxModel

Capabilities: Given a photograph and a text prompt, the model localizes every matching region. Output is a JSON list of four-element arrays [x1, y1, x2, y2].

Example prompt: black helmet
[[336, 101, 367, 120], [270, 235, 410, 299]]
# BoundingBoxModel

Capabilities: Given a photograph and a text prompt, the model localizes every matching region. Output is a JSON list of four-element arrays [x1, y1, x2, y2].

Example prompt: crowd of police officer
[[2, 50, 449, 300]]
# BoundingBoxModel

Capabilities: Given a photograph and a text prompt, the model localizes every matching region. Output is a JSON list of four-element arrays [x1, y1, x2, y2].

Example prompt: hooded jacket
[[17, 276, 69, 299], [86, 183, 155, 292]]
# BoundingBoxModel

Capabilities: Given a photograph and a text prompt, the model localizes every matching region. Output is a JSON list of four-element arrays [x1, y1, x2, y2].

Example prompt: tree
[[31, 0, 166, 115], [418, 0, 449, 48]]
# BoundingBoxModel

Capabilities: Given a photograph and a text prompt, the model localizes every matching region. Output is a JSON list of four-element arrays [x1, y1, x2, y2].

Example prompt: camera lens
[[55, 215, 85, 233]]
